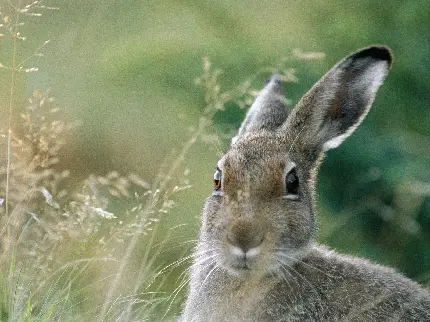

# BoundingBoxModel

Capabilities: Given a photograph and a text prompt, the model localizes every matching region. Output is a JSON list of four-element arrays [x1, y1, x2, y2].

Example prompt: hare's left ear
[[232, 74, 289, 144], [283, 46, 392, 153]]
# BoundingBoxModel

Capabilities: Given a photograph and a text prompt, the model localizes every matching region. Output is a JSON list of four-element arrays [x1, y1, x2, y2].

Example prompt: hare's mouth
[[222, 245, 261, 274]]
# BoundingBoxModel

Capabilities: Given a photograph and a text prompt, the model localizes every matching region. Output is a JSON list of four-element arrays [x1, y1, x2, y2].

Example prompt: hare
[[180, 46, 430, 321]]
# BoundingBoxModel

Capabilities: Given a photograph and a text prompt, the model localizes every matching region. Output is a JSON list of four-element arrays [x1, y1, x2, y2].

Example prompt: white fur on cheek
[[231, 246, 245, 257], [246, 246, 260, 258]]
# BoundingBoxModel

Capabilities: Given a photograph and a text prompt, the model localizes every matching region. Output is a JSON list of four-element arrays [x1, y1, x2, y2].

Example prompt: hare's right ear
[[232, 74, 289, 144], [283, 46, 392, 155]]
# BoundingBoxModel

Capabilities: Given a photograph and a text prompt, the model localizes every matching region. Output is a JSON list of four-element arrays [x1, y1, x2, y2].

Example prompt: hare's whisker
[[156, 254, 194, 276], [193, 247, 218, 258], [192, 253, 219, 268], [164, 275, 190, 318], [197, 262, 219, 297], [275, 258, 303, 289], [276, 250, 334, 279]]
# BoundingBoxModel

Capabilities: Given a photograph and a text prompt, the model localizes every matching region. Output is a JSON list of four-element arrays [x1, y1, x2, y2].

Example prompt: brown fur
[[181, 46, 430, 321]]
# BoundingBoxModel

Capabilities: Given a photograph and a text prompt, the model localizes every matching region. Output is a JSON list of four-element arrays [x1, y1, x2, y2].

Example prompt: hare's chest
[[197, 275, 275, 321]]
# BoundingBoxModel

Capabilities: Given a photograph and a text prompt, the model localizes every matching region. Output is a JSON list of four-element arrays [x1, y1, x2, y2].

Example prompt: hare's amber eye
[[213, 168, 222, 190], [285, 168, 299, 195]]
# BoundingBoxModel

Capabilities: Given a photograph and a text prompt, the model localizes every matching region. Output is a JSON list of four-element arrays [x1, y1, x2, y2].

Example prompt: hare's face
[[197, 46, 391, 277], [201, 132, 317, 276]]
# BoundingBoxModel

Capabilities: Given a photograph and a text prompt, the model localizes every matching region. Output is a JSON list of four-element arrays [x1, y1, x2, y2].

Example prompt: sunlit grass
[[0, 3, 260, 319], [0, 5, 321, 317], [1, 0, 429, 321]]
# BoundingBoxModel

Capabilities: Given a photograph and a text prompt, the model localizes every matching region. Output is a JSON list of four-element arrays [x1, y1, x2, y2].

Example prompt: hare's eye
[[285, 168, 299, 196], [213, 168, 222, 191]]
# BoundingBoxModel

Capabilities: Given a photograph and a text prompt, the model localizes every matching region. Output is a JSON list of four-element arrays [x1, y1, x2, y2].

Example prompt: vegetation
[[0, 0, 429, 320]]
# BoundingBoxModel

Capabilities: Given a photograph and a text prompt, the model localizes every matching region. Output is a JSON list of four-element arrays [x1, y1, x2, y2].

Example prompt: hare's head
[[199, 46, 392, 277]]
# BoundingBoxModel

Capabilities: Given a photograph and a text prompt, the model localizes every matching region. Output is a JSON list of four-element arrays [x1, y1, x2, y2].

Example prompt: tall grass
[[7, 1, 428, 319], [0, 2, 228, 318], [0, 1, 329, 320]]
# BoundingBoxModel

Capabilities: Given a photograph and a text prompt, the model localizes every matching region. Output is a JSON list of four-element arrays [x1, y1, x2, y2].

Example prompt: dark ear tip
[[352, 46, 393, 67]]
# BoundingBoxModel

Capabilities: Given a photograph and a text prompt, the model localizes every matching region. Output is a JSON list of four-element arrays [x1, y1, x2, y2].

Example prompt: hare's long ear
[[283, 46, 392, 154], [232, 74, 289, 144]]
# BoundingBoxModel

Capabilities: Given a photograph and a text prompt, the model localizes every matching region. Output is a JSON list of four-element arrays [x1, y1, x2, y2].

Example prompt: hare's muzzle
[[226, 219, 265, 269]]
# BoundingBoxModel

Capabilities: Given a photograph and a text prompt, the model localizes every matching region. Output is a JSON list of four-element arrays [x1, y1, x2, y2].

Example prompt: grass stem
[[5, 0, 21, 243]]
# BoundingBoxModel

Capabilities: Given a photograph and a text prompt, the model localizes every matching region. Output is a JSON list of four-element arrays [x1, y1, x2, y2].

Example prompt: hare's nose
[[227, 219, 264, 252]]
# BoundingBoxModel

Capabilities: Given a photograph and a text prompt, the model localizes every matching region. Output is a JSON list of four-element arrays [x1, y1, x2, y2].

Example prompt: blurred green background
[[1, 0, 429, 317]]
